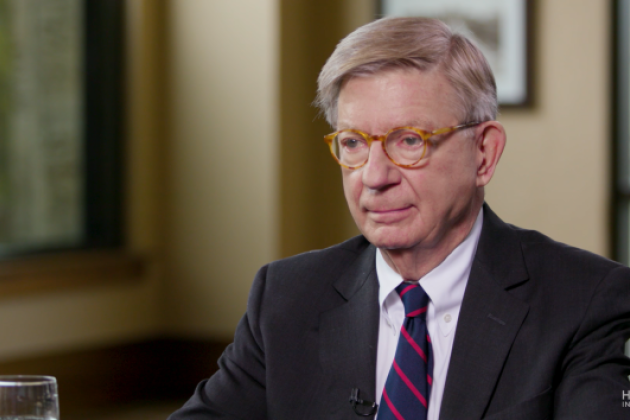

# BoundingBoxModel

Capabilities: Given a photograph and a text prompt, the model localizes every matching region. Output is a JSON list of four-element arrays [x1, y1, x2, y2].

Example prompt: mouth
[[365, 205, 412, 223]]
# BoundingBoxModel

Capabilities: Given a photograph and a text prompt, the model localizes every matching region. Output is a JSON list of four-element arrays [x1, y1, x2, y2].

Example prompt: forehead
[[336, 67, 460, 132]]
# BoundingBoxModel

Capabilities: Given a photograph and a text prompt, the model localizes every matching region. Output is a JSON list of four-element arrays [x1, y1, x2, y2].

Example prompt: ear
[[475, 121, 506, 187]]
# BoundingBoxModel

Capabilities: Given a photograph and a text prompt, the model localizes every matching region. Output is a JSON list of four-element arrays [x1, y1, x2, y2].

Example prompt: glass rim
[[0, 375, 57, 386], [324, 121, 482, 170]]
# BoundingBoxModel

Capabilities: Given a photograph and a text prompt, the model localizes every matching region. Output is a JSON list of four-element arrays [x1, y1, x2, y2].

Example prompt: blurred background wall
[[0, 0, 619, 411]]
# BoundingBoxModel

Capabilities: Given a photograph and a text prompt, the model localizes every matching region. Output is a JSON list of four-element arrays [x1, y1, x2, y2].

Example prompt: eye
[[337, 133, 367, 151], [341, 138, 361, 148], [389, 130, 424, 149], [401, 135, 423, 147]]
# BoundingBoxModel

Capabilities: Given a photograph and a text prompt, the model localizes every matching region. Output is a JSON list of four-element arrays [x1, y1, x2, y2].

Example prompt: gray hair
[[315, 17, 497, 128]]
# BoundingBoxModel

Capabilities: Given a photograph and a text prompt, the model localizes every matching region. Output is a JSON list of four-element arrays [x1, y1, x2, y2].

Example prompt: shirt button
[[444, 314, 452, 323]]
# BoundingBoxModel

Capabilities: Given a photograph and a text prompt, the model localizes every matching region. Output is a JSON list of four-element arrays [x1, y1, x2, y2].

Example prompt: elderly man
[[169, 17, 630, 420]]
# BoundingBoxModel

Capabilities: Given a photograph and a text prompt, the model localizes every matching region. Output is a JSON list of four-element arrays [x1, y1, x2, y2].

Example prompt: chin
[[361, 227, 418, 250]]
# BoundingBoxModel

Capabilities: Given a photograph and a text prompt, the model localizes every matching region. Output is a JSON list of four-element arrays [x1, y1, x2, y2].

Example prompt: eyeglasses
[[323, 121, 481, 170]]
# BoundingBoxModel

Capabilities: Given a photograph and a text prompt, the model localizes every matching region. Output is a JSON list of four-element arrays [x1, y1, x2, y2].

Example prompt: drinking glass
[[0, 376, 59, 420]]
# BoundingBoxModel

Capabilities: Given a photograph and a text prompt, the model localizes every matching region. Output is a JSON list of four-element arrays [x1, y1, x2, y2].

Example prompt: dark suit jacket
[[168, 205, 630, 419]]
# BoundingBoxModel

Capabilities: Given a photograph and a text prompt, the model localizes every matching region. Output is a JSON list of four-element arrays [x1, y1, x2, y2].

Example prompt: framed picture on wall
[[378, 0, 532, 107]]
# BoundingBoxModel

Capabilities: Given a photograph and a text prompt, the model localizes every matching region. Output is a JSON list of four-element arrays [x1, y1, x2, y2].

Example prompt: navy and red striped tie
[[378, 282, 433, 420]]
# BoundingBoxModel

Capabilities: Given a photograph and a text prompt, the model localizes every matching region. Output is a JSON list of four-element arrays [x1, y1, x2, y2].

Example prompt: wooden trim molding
[[0, 251, 146, 298], [0, 338, 229, 419]]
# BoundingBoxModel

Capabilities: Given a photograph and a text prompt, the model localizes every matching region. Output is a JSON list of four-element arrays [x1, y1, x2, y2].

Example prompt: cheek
[[410, 158, 475, 201], [342, 171, 362, 209], [438, 146, 479, 183]]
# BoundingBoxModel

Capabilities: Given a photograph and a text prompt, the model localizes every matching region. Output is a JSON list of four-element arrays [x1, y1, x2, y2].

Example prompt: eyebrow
[[336, 119, 435, 133]]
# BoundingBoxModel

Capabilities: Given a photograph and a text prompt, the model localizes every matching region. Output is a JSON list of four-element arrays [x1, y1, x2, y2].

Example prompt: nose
[[361, 140, 400, 190]]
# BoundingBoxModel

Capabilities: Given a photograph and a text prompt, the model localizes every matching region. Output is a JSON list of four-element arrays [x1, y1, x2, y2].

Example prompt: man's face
[[337, 67, 483, 252]]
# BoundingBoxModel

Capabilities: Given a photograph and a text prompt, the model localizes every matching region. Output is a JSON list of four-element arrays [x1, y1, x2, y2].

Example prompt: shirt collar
[[376, 208, 484, 334]]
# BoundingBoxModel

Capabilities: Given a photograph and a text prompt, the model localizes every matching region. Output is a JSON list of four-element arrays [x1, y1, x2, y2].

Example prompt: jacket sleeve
[[167, 265, 270, 420], [553, 264, 630, 419]]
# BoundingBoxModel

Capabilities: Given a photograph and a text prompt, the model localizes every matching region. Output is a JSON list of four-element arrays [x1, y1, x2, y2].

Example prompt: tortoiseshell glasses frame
[[323, 121, 481, 170]]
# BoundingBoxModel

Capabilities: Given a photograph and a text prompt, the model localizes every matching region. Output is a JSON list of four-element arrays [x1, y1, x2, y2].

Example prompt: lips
[[364, 205, 412, 223]]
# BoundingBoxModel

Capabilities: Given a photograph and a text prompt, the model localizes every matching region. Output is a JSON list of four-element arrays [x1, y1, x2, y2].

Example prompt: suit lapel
[[319, 244, 380, 418], [440, 205, 530, 420]]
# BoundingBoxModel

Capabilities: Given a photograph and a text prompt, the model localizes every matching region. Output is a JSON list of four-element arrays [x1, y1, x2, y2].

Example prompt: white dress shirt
[[375, 209, 483, 420]]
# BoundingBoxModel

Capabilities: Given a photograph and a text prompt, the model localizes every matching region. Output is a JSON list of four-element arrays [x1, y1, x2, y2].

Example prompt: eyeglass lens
[[332, 129, 427, 167]]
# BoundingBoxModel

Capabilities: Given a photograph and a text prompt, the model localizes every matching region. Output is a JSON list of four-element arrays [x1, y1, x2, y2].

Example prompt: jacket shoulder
[[267, 235, 372, 278], [498, 223, 630, 310], [479, 204, 628, 293], [509, 224, 624, 274]]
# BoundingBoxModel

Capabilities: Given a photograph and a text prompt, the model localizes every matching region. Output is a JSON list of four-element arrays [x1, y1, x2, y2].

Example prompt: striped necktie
[[378, 282, 434, 420]]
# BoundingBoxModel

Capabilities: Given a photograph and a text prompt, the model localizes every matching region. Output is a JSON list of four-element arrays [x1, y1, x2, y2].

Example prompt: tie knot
[[395, 282, 429, 318]]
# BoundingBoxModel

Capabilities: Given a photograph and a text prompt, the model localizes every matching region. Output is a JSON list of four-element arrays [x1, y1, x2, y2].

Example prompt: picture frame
[[378, 0, 533, 108]]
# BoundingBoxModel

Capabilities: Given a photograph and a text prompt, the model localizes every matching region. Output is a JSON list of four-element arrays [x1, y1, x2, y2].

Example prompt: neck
[[380, 201, 482, 281]]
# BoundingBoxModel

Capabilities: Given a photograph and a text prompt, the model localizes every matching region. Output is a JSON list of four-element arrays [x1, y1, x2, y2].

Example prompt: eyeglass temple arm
[[430, 121, 481, 136]]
